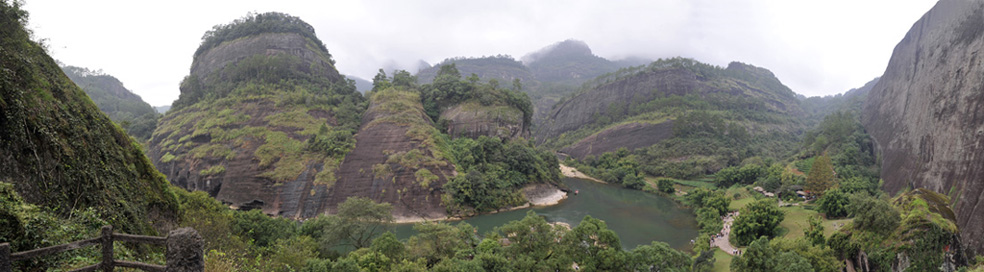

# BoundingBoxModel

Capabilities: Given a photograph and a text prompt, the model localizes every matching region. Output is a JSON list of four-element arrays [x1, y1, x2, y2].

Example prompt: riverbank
[[559, 163, 604, 183], [391, 183, 568, 224]]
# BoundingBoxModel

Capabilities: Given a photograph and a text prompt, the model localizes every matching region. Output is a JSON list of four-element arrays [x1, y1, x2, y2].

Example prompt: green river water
[[393, 178, 699, 250]]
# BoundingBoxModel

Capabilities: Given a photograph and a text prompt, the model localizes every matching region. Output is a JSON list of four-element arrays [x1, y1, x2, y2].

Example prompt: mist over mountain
[[6, 1, 984, 271]]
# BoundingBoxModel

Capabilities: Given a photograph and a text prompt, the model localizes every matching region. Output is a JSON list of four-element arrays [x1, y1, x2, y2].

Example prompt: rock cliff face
[[149, 13, 366, 218], [441, 102, 527, 139], [189, 32, 342, 86], [539, 61, 802, 148], [330, 90, 454, 220], [862, 0, 984, 255], [560, 121, 674, 159], [539, 67, 699, 141]]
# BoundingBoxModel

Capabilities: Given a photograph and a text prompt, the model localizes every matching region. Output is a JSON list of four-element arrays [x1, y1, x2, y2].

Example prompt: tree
[[816, 188, 848, 218], [405, 222, 473, 266], [731, 237, 818, 272], [731, 237, 777, 271], [805, 153, 837, 196], [772, 238, 842, 272], [372, 69, 391, 92], [850, 196, 900, 234], [732, 199, 785, 246], [657, 178, 675, 194], [696, 207, 723, 235], [561, 216, 622, 270], [804, 215, 825, 247], [320, 197, 394, 249], [232, 209, 298, 247], [497, 211, 564, 270], [370, 232, 405, 260], [267, 235, 319, 272], [626, 241, 691, 272], [391, 70, 416, 88]]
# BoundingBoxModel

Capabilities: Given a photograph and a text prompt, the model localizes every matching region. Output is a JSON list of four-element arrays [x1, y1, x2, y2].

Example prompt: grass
[[711, 248, 733, 272], [727, 187, 757, 211], [776, 205, 854, 240]]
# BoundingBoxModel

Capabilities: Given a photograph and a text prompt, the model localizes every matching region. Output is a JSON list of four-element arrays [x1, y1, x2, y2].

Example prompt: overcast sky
[[24, 0, 936, 106]]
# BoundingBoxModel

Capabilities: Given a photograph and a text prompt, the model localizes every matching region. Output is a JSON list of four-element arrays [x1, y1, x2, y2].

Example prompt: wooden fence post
[[165, 227, 203, 272], [1, 243, 11, 272], [101, 225, 114, 272]]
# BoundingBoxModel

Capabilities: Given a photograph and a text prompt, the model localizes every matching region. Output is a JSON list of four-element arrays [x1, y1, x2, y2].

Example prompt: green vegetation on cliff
[[0, 1, 178, 268], [368, 69, 558, 216], [556, 58, 803, 183], [194, 11, 330, 62], [60, 65, 160, 141], [151, 12, 366, 208]]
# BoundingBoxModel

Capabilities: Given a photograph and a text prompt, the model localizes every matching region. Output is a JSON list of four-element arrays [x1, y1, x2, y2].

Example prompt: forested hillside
[[61, 65, 160, 141], [0, 2, 179, 269], [547, 58, 805, 186]]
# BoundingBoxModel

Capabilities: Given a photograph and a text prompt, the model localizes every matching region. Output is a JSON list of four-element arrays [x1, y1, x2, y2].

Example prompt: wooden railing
[[0, 225, 203, 272]]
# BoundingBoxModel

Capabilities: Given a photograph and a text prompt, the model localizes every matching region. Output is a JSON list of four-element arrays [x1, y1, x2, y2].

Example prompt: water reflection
[[393, 178, 698, 250]]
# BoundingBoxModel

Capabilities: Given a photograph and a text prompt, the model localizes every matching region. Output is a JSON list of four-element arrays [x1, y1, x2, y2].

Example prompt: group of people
[[706, 211, 745, 256]]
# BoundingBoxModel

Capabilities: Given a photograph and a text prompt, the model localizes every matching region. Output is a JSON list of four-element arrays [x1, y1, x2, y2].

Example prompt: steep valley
[[7, 1, 984, 270]]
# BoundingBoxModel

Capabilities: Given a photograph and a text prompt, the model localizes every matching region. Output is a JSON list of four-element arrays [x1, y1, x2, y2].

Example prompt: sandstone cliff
[[862, 0, 984, 255], [330, 90, 454, 219], [539, 59, 804, 159], [148, 13, 366, 218], [441, 102, 527, 139]]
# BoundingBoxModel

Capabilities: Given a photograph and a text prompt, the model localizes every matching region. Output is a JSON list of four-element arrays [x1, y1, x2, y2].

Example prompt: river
[[393, 177, 699, 250]]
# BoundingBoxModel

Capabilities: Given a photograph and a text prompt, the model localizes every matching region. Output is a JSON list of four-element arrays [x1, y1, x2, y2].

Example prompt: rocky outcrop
[[539, 67, 699, 141], [416, 56, 534, 85], [441, 102, 527, 139], [560, 121, 674, 159], [328, 90, 454, 219], [861, 0, 984, 255], [189, 32, 341, 86], [149, 14, 365, 219], [539, 61, 802, 143], [150, 99, 339, 218]]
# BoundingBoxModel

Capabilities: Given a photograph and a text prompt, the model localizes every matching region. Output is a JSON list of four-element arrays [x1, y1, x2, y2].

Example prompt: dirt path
[[711, 211, 739, 256], [559, 164, 604, 183]]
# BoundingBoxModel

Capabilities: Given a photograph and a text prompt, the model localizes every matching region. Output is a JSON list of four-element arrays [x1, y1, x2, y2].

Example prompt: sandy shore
[[523, 183, 568, 206], [559, 164, 605, 183]]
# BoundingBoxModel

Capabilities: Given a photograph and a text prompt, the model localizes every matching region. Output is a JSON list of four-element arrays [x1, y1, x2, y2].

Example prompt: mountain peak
[[522, 39, 594, 64]]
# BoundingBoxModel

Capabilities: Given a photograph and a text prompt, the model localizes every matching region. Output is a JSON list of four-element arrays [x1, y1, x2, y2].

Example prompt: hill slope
[[61, 65, 160, 141], [0, 0, 178, 242], [329, 89, 455, 220], [861, 0, 984, 255], [541, 58, 805, 179], [148, 12, 366, 218]]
